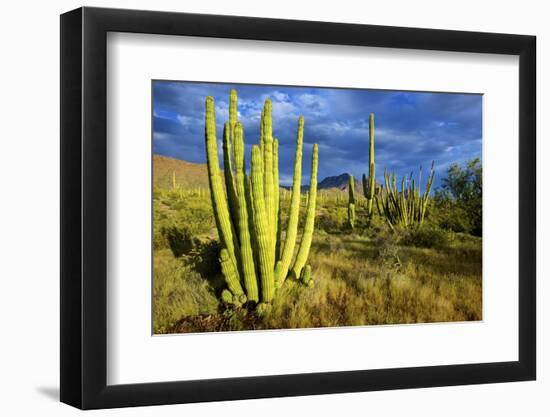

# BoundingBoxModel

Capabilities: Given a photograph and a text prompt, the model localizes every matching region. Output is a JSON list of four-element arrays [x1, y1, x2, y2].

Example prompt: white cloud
[[271, 91, 290, 102], [176, 114, 196, 126]]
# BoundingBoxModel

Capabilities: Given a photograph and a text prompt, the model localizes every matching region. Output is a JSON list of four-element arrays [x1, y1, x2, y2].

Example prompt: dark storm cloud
[[152, 80, 482, 188]]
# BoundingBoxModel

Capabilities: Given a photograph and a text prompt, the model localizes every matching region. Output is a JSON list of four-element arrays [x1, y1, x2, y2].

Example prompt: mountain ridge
[[154, 154, 362, 191]]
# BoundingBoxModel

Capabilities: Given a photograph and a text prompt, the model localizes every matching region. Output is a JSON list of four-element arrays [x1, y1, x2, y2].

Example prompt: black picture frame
[[60, 6, 536, 410]]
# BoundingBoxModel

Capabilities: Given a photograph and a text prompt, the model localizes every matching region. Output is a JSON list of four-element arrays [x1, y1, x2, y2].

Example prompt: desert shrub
[[186, 239, 224, 290], [163, 225, 200, 257], [400, 225, 452, 249], [373, 230, 402, 267], [432, 203, 472, 233], [316, 207, 348, 233], [153, 187, 217, 254], [365, 215, 388, 238]]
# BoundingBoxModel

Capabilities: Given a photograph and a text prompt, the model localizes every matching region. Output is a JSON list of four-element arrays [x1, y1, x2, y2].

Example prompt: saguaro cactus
[[348, 175, 356, 229], [204, 91, 319, 307]]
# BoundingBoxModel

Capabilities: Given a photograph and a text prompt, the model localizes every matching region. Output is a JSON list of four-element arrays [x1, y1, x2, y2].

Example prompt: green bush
[[435, 158, 482, 236], [316, 207, 348, 233], [163, 226, 200, 257], [400, 226, 453, 249], [373, 231, 401, 267]]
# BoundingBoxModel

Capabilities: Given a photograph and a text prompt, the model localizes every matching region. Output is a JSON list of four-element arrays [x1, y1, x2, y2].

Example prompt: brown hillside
[[153, 155, 210, 189]]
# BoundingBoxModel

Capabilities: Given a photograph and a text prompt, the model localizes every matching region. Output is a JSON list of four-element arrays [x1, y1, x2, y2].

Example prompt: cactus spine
[[204, 91, 318, 307], [348, 175, 356, 229], [292, 144, 319, 280]]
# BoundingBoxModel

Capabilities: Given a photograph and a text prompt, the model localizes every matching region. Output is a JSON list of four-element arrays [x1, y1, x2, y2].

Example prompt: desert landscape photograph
[[152, 81, 482, 334]]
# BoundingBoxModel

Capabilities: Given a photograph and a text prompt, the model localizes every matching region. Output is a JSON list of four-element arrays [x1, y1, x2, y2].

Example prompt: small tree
[[436, 158, 482, 236]]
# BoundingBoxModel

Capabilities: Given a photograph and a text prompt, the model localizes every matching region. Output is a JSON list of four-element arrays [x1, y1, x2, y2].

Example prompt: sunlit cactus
[[276, 116, 304, 286], [300, 265, 313, 287], [172, 170, 177, 190], [291, 144, 319, 280], [377, 161, 435, 228], [233, 123, 259, 302], [204, 90, 319, 307], [366, 113, 376, 218], [348, 175, 356, 229], [219, 249, 245, 304], [204, 97, 241, 285]]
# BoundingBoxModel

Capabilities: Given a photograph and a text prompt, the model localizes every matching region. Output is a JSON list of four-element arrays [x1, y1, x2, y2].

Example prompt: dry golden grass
[[152, 165, 482, 334], [154, 224, 482, 333], [261, 233, 481, 330]]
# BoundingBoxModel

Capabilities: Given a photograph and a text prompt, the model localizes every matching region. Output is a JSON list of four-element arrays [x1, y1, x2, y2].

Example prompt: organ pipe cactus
[[204, 97, 241, 285], [291, 144, 319, 281], [360, 113, 376, 220], [301, 265, 313, 287], [250, 145, 276, 302], [348, 175, 356, 229], [204, 90, 319, 307], [366, 113, 376, 218], [233, 123, 259, 302], [276, 116, 304, 286], [219, 249, 246, 305], [377, 161, 435, 228]]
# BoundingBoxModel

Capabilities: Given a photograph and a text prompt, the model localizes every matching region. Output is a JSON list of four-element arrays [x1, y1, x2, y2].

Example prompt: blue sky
[[153, 81, 482, 188]]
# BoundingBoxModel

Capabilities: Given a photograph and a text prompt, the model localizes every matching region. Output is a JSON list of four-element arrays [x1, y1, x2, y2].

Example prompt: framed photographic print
[[60, 6, 536, 409]]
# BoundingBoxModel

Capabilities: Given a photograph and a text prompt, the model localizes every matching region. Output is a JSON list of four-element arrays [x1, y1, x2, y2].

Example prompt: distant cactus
[[366, 113, 376, 218], [348, 175, 356, 229], [377, 162, 435, 228], [204, 90, 319, 307], [360, 112, 434, 228]]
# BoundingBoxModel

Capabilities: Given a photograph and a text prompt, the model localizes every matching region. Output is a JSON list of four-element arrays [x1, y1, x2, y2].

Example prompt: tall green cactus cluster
[[347, 175, 356, 229], [204, 90, 319, 308], [377, 162, 435, 228]]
